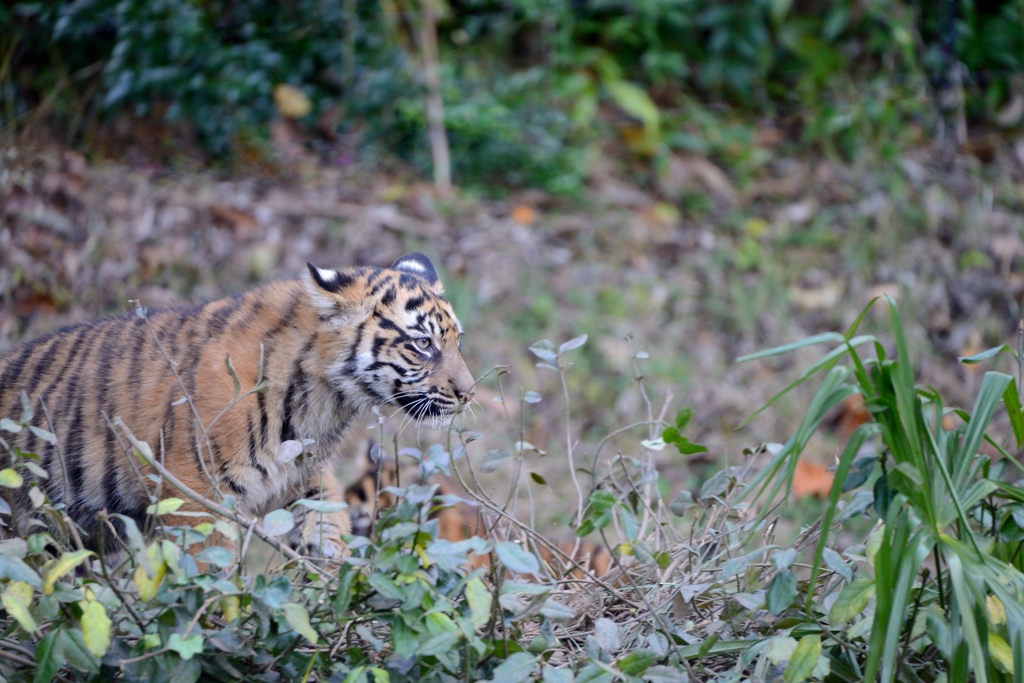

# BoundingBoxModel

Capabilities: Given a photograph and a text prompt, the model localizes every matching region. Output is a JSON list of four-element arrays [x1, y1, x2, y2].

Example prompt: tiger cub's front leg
[[286, 467, 352, 561]]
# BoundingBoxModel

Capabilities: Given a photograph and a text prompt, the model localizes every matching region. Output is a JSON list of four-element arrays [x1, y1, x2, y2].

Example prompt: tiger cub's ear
[[306, 263, 372, 324], [391, 252, 443, 295]]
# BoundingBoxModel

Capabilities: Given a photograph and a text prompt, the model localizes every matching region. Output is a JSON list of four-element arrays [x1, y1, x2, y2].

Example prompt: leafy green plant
[[739, 297, 1024, 681]]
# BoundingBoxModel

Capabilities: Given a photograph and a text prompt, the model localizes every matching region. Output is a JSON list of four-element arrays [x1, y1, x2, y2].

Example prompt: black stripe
[[37, 325, 92, 473], [222, 473, 246, 496], [280, 370, 306, 443], [228, 297, 262, 335], [257, 392, 269, 448], [162, 386, 178, 460], [20, 335, 63, 403], [380, 287, 396, 307], [404, 295, 425, 311], [346, 322, 367, 363], [372, 313, 400, 332], [246, 413, 268, 478], [279, 334, 318, 444], [127, 317, 148, 400], [0, 342, 40, 413], [365, 268, 384, 289], [63, 403, 85, 510], [207, 294, 244, 335], [98, 321, 125, 515], [48, 320, 105, 510]]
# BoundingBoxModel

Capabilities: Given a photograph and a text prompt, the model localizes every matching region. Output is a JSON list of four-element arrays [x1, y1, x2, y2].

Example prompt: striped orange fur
[[0, 253, 475, 561]]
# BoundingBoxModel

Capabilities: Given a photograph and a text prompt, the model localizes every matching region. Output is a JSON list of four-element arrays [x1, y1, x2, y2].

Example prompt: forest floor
[[3, 129, 1024, 533]]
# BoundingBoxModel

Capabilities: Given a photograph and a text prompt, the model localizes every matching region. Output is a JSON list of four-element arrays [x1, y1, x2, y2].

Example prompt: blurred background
[[2, 0, 1024, 525]]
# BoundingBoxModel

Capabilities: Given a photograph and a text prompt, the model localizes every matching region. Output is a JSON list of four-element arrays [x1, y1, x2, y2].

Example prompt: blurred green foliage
[[2, 0, 1023, 190]]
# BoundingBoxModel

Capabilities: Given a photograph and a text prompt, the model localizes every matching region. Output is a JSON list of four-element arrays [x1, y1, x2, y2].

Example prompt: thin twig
[[114, 419, 334, 581]]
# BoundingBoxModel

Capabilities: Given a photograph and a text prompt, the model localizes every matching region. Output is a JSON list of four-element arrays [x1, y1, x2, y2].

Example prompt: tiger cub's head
[[306, 252, 475, 424]]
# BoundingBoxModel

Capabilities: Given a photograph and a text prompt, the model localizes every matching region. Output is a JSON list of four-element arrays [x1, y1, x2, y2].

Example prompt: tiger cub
[[0, 253, 475, 561]]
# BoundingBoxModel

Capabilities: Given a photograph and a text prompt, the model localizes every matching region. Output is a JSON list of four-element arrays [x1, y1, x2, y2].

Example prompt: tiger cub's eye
[[414, 337, 432, 350]]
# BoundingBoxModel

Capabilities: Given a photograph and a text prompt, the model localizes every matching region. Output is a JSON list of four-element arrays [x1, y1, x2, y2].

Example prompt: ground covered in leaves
[[3, 134, 1022, 491]]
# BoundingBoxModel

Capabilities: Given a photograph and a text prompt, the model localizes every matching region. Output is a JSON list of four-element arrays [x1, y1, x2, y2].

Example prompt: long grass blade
[[737, 336, 873, 428]]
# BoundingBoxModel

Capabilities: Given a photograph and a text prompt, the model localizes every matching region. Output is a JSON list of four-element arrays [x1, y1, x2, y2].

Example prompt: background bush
[[3, 0, 1023, 191]]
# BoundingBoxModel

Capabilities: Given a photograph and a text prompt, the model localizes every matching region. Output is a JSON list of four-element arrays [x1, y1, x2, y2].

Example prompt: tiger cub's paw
[[300, 510, 351, 561]]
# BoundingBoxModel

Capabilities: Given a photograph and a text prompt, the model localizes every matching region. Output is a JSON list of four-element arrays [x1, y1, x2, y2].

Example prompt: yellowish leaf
[[273, 84, 312, 119], [990, 633, 1014, 674], [80, 590, 112, 657], [146, 497, 184, 516], [987, 595, 1007, 626], [1, 581, 37, 634], [220, 595, 241, 622], [42, 550, 93, 595], [134, 544, 167, 602], [282, 602, 318, 644], [829, 578, 876, 625], [465, 577, 491, 631], [0, 468, 23, 488], [784, 634, 821, 683]]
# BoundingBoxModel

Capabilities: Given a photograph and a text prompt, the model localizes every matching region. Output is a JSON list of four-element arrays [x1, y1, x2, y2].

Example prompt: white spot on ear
[[394, 258, 425, 273], [316, 267, 338, 283]]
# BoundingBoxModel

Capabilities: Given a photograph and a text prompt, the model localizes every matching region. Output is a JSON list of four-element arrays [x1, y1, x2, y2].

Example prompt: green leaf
[[529, 471, 548, 485], [783, 635, 821, 683], [487, 652, 537, 683], [282, 602, 319, 644], [558, 334, 588, 354], [42, 550, 93, 594], [194, 546, 235, 569], [574, 663, 615, 683], [606, 80, 659, 134], [1, 581, 37, 633], [542, 666, 575, 683], [495, 541, 540, 575], [293, 499, 348, 513], [367, 573, 405, 601], [540, 598, 574, 622], [480, 449, 511, 473], [617, 649, 659, 675], [167, 633, 204, 660], [1003, 380, 1024, 450], [989, 633, 1014, 674], [33, 630, 64, 683], [59, 629, 100, 673], [168, 658, 202, 683], [958, 344, 1011, 364], [766, 569, 797, 615], [256, 576, 292, 609], [80, 595, 111, 657], [829, 578, 876, 624], [528, 341, 558, 361], [0, 468, 23, 488], [146, 497, 185, 516], [642, 665, 687, 683], [668, 490, 694, 515], [28, 426, 56, 444], [262, 509, 295, 536], [465, 576, 493, 631], [418, 631, 459, 656]]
